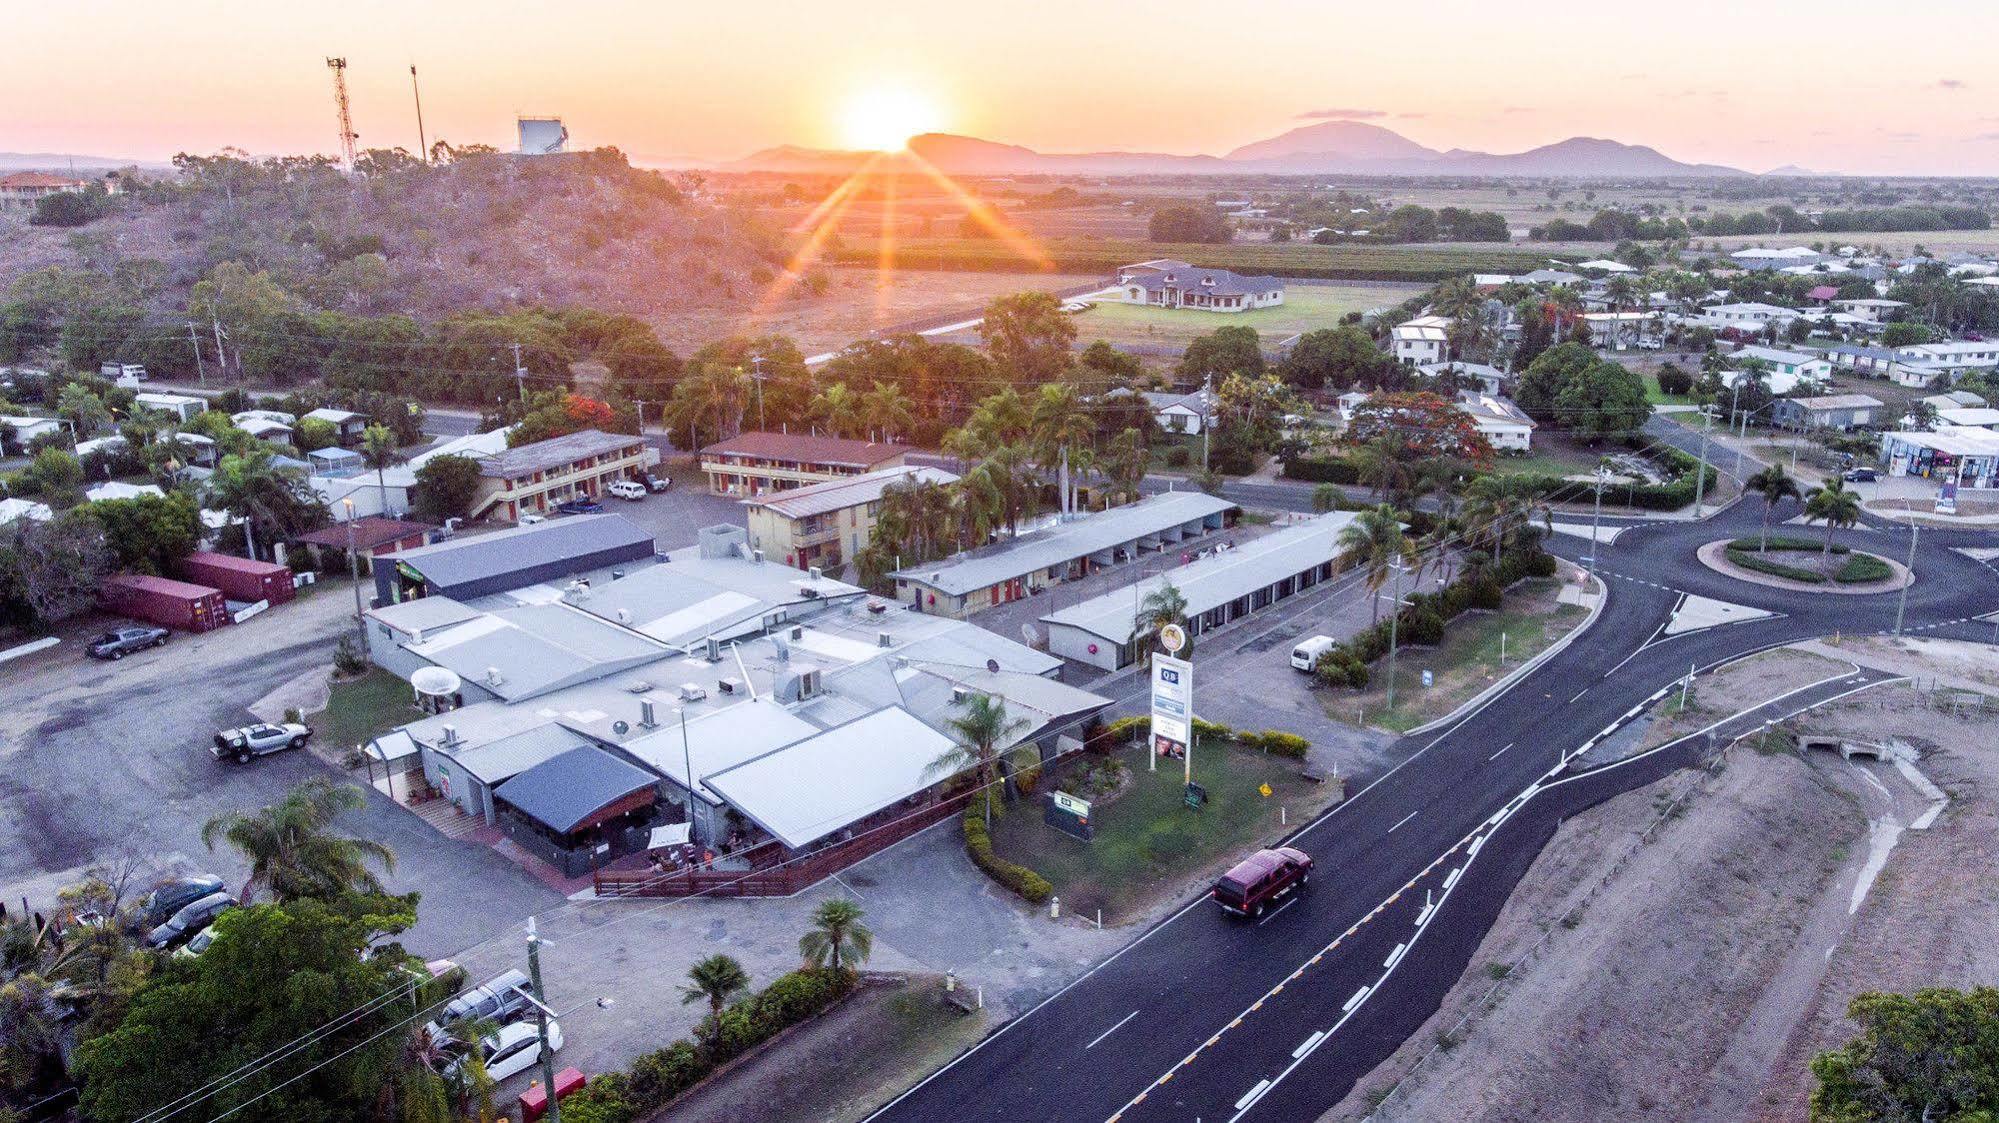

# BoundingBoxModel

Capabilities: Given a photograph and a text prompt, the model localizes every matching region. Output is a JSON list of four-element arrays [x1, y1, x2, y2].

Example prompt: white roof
[[1938, 407, 1999, 427], [302, 407, 365, 424], [702, 707, 956, 849], [1733, 247, 1819, 259], [84, 481, 164, 502], [1576, 259, 1636, 272], [749, 465, 959, 521], [1733, 345, 1822, 367], [0, 498, 52, 525], [1785, 394, 1881, 411], [1042, 512, 1360, 644], [409, 428, 511, 470], [134, 391, 205, 408], [1885, 425, 1999, 457], [893, 491, 1237, 597], [1703, 302, 1796, 315]]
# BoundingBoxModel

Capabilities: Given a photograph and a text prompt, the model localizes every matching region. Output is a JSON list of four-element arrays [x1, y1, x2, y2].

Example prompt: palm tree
[[1746, 464, 1802, 552], [208, 446, 298, 561], [1312, 483, 1344, 514], [1339, 504, 1414, 624], [1351, 436, 1413, 502], [1464, 475, 1549, 562], [1804, 478, 1863, 559], [861, 381, 914, 442], [664, 364, 751, 445], [1030, 383, 1095, 516], [812, 382, 866, 438], [1135, 571, 1191, 659], [681, 954, 750, 1055], [201, 777, 396, 903], [1099, 429, 1147, 506], [376, 1022, 459, 1123], [797, 898, 873, 973], [931, 693, 1027, 799], [361, 423, 400, 516], [0, 974, 67, 1094]]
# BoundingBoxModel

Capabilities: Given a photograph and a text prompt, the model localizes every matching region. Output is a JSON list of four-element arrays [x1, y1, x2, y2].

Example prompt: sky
[[8, 0, 1999, 175]]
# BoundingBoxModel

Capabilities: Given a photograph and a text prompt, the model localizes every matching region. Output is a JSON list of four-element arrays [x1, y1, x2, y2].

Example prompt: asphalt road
[[869, 490, 1998, 1123]]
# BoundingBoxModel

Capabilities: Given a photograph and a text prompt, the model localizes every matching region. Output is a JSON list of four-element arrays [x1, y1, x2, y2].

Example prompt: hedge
[[1238, 730, 1310, 758], [1509, 445, 1718, 512], [1836, 553, 1893, 583], [963, 793, 1053, 904], [556, 967, 857, 1123], [1725, 547, 1825, 584], [1282, 455, 1361, 485], [1314, 545, 1556, 682], [1729, 536, 1848, 554]]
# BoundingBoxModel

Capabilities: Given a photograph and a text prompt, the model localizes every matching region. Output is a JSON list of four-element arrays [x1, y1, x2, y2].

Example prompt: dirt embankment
[[1333, 641, 1999, 1123]]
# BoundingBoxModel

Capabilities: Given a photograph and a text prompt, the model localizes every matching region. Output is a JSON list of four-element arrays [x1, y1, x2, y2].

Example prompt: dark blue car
[[555, 498, 605, 515]]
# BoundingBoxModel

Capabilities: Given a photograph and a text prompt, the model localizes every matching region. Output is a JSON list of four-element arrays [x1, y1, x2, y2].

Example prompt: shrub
[[1835, 553, 1892, 583], [1164, 445, 1192, 469], [1729, 536, 1847, 554], [1726, 547, 1825, 583], [1254, 731, 1310, 758], [332, 634, 369, 676], [1099, 714, 1152, 746], [1191, 716, 1234, 742], [560, 1075, 637, 1123], [1013, 760, 1041, 795], [963, 794, 1053, 904], [1400, 608, 1446, 647], [1283, 455, 1362, 485]]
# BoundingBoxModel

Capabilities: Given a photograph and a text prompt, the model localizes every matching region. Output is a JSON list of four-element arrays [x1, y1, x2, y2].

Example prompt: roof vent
[[639, 700, 659, 728], [718, 676, 742, 695], [485, 666, 504, 686], [789, 625, 803, 641], [440, 724, 460, 746], [878, 630, 892, 648], [808, 566, 822, 580], [752, 549, 764, 564]]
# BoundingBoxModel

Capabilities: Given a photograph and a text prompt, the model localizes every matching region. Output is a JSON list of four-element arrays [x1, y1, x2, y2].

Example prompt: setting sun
[[838, 86, 944, 152]]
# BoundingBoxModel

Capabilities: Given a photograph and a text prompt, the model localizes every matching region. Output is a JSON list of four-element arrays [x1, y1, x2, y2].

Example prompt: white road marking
[[1235, 1079, 1273, 1112], [1388, 810, 1419, 834], [1086, 1010, 1139, 1051], [1292, 1031, 1326, 1059], [1384, 942, 1407, 969], [1257, 898, 1299, 927], [1342, 986, 1371, 1012], [1569, 687, 1590, 703], [1488, 742, 1514, 761]]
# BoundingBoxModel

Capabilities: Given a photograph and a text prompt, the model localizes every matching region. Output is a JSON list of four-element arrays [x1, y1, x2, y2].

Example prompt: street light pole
[[1384, 560, 1406, 713], [1586, 464, 1609, 577], [1692, 414, 1712, 519], [1894, 502, 1919, 636], [525, 918, 562, 1123], [342, 498, 365, 647]]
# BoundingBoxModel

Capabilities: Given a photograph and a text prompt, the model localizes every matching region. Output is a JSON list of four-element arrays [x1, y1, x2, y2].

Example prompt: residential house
[[0, 172, 96, 209], [1894, 341, 1999, 373], [1417, 362, 1506, 396], [0, 498, 53, 526], [1517, 269, 1585, 286], [1770, 394, 1882, 432], [1697, 302, 1799, 330], [1456, 391, 1537, 451], [1923, 390, 1989, 411], [1335, 390, 1371, 420], [699, 431, 907, 498], [0, 416, 66, 453], [133, 391, 207, 423], [1731, 247, 1822, 270], [300, 407, 370, 447], [1391, 315, 1452, 365], [1831, 298, 1908, 324], [469, 428, 651, 521], [1112, 260, 1284, 312], [1731, 345, 1833, 383], [745, 464, 959, 571], [1936, 407, 1999, 431], [1142, 388, 1215, 434]]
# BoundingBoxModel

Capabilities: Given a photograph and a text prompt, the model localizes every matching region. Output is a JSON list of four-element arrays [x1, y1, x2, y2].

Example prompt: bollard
[[1095, 908, 1102, 930], [977, 986, 984, 1009], [1050, 895, 1061, 920], [1281, 806, 1287, 826], [945, 971, 956, 993]]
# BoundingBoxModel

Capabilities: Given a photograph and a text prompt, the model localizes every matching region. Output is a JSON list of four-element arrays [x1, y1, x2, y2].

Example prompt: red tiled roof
[[1808, 285, 1840, 301], [700, 430, 907, 467], [0, 172, 90, 189], [295, 516, 437, 550]]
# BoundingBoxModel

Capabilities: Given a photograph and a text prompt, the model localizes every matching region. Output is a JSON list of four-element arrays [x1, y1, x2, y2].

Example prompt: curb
[[1399, 565, 1610, 738]]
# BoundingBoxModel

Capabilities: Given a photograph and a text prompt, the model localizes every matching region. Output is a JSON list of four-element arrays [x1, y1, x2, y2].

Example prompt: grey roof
[[493, 745, 658, 834], [1518, 269, 1584, 285], [1826, 343, 1900, 361], [445, 724, 596, 785], [1126, 263, 1283, 298], [1042, 512, 1361, 644], [367, 595, 483, 636], [616, 701, 821, 799], [476, 428, 643, 480], [748, 465, 958, 521], [892, 492, 1238, 597], [1783, 394, 1883, 411], [302, 408, 365, 424], [386, 515, 655, 590], [404, 602, 670, 701], [1141, 389, 1213, 415], [702, 707, 955, 849]]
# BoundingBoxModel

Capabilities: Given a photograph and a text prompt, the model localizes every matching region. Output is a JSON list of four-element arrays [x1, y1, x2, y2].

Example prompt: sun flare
[[839, 86, 944, 152]]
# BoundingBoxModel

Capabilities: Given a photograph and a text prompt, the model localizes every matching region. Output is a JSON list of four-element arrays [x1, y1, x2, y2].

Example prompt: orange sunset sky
[[8, 0, 1999, 175]]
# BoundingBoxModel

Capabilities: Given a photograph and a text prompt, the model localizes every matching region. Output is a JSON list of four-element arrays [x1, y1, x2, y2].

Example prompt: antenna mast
[[325, 57, 358, 171], [410, 65, 429, 162]]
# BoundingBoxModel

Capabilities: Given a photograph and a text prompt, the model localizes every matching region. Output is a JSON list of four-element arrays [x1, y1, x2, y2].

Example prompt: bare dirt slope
[[1332, 641, 1999, 1123]]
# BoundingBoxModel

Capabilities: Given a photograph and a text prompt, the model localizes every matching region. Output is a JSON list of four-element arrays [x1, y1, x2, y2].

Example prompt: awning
[[647, 823, 692, 849], [367, 730, 420, 762]]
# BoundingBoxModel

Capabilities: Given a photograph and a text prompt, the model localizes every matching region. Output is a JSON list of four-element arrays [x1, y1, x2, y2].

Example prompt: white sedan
[[451, 1019, 563, 1084]]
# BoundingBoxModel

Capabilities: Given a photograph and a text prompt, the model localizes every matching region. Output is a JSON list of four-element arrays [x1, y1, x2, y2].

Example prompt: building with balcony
[[699, 431, 907, 498], [745, 464, 959, 571], [469, 428, 650, 521]]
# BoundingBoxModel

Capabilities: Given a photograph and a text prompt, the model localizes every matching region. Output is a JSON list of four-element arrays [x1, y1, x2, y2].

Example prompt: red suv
[[1213, 846, 1313, 918]]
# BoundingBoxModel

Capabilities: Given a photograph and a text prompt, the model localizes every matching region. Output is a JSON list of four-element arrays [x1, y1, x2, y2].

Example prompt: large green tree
[[411, 454, 483, 524], [977, 292, 1077, 384], [1147, 204, 1231, 244], [202, 778, 397, 904], [1553, 359, 1651, 444], [82, 491, 201, 574], [1811, 987, 1999, 1122], [1178, 325, 1264, 381], [1279, 325, 1385, 390]]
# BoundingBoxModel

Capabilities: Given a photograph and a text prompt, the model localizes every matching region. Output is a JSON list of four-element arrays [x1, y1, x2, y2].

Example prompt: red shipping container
[[100, 574, 229, 633], [178, 551, 295, 605], [518, 1067, 586, 1122]]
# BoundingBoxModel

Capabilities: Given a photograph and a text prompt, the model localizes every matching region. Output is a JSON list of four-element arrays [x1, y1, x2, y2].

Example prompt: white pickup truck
[[606, 479, 647, 501], [211, 722, 312, 764]]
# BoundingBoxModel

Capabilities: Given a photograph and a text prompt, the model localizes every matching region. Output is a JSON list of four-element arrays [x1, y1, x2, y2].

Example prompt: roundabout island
[[1697, 535, 1913, 594]]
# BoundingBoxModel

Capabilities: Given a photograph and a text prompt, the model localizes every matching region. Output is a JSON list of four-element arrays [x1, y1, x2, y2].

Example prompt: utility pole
[[1200, 372, 1213, 474], [409, 65, 428, 162], [1691, 413, 1712, 518], [750, 356, 767, 431], [511, 342, 529, 400], [186, 322, 206, 386], [1587, 464, 1609, 577], [525, 919, 563, 1123], [1893, 506, 1919, 635], [325, 58, 359, 172], [1384, 560, 1406, 713], [343, 499, 366, 647]]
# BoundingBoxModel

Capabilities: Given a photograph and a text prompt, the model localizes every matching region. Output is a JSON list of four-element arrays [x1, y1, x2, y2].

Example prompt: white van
[[1290, 635, 1336, 672], [606, 479, 647, 501]]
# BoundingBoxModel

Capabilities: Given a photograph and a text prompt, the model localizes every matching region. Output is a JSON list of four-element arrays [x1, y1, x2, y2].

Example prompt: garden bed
[[1724, 539, 1888, 585]]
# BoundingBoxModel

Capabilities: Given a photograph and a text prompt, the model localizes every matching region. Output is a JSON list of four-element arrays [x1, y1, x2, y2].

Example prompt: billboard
[[517, 117, 570, 155], [1151, 654, 1193, 765]]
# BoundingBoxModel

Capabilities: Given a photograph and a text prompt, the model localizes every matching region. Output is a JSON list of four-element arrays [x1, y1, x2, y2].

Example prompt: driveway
[[0, 583, 561, 955]]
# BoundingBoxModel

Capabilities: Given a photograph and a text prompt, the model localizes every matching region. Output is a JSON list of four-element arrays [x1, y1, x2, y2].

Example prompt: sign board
[[1938, 481, 1958, 515], [1185, 782, 1208, 810], [1258, 782, 1272, 798], [1421, 669, 1434, 688], [1044, 791, 1093, 841], [1159, 623, 1187, 654], [1151, 654, 1193, 761]]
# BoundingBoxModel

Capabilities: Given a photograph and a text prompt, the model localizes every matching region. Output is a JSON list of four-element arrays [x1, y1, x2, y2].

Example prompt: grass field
[[315, 668, 419, 754], [824, 237, 1556, 282], [989, 740, 1314, 923], [1071, 281, 1424, 347]]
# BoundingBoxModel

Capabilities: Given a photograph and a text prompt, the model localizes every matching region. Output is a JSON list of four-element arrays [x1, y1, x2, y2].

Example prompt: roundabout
[[1696, 537, 1912, 594]]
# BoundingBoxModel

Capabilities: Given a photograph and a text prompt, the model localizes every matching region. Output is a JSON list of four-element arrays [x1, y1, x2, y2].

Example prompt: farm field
[[1070, 281, 1425, 347], [822, 237, 1555, 282]]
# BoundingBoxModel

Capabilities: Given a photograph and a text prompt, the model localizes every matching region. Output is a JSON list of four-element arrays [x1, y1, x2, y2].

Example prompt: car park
[[1212, 846, 1313, 919], [606, 480, 647, 501], [447, 1020, 564, 1084], [87, 626, 170, 660], [135, 874, 227, 932], [1842, 467, 1878, 483], [212, 722, 312, 764], [146, 891, 235, 949], [642, 472, 672, 493], [555, 498, 605, 515]]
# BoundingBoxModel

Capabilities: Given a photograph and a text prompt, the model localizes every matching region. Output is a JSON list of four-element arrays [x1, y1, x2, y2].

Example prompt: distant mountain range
[[0, 152, 169, 172], [729, 122, 1753, 178]]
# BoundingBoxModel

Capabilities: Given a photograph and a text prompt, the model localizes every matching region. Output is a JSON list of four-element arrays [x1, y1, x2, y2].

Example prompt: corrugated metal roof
[[700, 430, 906, 468], [493, 745, 658, 834], [446, 724, 595, 784], [702, 707, 955, 850], [891, 491, 1237, 597], [748, 465, 958, 520], [385, 515, 654, 590], [476, 429, 644, 480], [1041, 512, 1359, 644], [367, 595, 482, 635]]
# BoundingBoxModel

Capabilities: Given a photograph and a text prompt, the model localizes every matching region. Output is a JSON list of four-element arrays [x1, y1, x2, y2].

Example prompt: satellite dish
[[612, 720, 631, 736], [409, 667, 463, 698], [986, 659, 1001, 674]]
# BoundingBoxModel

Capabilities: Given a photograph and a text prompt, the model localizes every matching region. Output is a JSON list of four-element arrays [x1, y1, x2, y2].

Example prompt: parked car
[[555, 498, 604, 515], [1843, 467, 1879, 483], [146, 891, 235, 949], [1212, 846, 1313, 919], [605, 480, 647, 502], [135, 874, 226, 932], [211, 722, 312, 764], [518, 512, 547, 525], [1290, 635, 1336, 672], [87, 626, 170, 660], [447, 1020, 563, 1085], [642, 472, 672, 493], [174, 922, 224, 959], [1636, 337, 1663, 351], [434, 968, 535, 1032]]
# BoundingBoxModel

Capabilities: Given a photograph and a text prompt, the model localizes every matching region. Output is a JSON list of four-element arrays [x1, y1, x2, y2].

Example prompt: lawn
[[1321, 579, 1589, 733], [1489, 435, 1606, 480], [313, 667, 420, 754], [988, 740, 1318, 923], [1070, 282, 1425, 348], [1643, 372, 1697, 407]]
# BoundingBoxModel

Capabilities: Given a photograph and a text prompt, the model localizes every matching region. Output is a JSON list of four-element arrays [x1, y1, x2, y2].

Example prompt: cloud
[[1297, 108, 1387, 120], [1501, 106, 1535, 114], [1396, 112, 1427, 119], [1939, 79, 1968, 90]]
